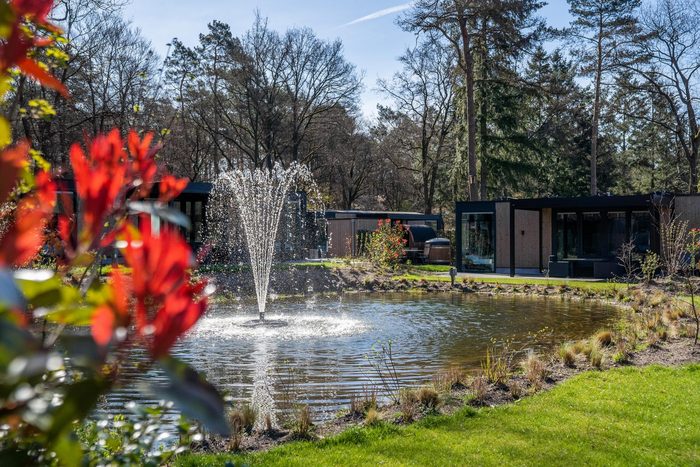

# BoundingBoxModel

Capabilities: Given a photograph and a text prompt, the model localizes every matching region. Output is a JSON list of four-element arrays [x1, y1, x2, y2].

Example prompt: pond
[[104, 293, 617, 423]]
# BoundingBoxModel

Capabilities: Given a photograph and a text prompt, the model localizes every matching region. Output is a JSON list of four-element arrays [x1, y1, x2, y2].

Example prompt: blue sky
[[123, 1, 573, 120]]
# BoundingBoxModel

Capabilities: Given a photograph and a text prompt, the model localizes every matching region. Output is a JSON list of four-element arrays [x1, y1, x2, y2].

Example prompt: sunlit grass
[[391, 273, 623, 292], [178, 365, 700, 466]]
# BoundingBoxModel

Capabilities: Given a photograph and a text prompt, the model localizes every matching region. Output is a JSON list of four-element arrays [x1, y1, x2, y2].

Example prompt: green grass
[[177, 365, 700, 466], [392, 274, 624, 292], [405, 264, 453, 273]]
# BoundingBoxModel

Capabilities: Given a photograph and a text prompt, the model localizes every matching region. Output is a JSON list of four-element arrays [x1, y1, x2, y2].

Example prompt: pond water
[[103, 293, 617, 423]]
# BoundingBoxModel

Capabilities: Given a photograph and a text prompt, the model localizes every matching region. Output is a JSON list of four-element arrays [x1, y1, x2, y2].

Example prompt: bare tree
[[402, 0, 480, 201], [378, 37, 456, 214], [628, 0, 700, 193], [616, 239, 640, 286], [282, 27, 362, 165], [9, 1, 158, 167], [165, 15, 361, 173]]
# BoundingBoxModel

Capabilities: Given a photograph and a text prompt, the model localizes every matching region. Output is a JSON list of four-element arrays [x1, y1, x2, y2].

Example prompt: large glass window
[[556, 212, 577, 258], [631, 211, 653, 252], [461, 213, 494, 272], [193, 201, 203, 243], [581, 212, 603, 256], [607, 211, 627, 255]]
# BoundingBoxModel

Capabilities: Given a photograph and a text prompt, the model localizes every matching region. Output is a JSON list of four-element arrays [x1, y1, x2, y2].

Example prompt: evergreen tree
[[567, 0, 641, 195]]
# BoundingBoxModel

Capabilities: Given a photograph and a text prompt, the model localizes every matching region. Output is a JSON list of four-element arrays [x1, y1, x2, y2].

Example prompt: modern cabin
[[324, 210, 444, 258], [455, 193, 700, 278], [55, 179, 211, 249]]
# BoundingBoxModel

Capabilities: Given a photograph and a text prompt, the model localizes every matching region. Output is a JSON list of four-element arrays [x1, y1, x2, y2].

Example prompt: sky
[[123, 0, 573, 121]]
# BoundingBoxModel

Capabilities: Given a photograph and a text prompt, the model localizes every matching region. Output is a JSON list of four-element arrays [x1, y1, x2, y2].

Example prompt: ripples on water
[[102, 293, 617, 423]]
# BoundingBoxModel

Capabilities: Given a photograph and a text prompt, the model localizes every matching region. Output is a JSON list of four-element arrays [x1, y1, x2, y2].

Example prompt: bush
[[366, 219, 407, 269], [588, 347, 604, 369], [350, 389, 377, 416], [228, 404, 258, 449], [508, 380, 525, 399], [641, 252, 660, 284], [612, 351, 629, 364]]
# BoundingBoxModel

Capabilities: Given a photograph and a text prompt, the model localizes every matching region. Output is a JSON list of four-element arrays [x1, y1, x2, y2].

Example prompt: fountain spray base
[[241, 319, 289, 328]]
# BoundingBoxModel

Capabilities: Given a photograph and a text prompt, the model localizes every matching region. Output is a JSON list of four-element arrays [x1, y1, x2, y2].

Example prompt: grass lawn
[[178, 365, 700, 466]]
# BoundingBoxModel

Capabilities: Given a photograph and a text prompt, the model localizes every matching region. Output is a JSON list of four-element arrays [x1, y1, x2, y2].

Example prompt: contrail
[[343, 2, 414, 27]]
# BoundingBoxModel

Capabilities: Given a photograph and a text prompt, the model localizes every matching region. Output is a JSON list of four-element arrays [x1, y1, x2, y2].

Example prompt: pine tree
[[567, 0, 641, 195]]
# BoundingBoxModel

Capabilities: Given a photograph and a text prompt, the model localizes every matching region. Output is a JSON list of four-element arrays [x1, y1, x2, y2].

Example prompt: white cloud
[[343, 2, 414, 27]]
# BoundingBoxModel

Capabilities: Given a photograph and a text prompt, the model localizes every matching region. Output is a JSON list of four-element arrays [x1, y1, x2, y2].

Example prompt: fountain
[[211, 162, 316, 325]]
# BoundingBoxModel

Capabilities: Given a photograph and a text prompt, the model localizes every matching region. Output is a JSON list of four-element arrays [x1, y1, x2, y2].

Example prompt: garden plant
[[0, 1, 228, 464]]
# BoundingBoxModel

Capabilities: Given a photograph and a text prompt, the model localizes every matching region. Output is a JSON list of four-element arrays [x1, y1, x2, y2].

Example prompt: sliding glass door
[[461, 213, 495, 272]]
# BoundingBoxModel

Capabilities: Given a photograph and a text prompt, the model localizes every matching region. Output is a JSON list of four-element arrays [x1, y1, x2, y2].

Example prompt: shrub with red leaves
[[0, 1, 229, 462]]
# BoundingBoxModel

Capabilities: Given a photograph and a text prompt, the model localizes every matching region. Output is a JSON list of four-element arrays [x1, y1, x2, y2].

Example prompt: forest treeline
[[7, 0, 700, 214]]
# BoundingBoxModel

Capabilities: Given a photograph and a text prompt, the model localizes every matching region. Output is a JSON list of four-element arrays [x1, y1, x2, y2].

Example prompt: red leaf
[[0, 197, 48, 266], [11, 0, 54, 24], [17, 57, 69, 98], [159, 175, 188, 203], [91, 305, 115, 347], [0, 142, 29, 204]]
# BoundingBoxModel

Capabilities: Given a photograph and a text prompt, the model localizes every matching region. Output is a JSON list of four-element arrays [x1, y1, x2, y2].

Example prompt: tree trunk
[[590, 17, 604, 196], [689, 142, 698, 194], [457, 8, 479, 201]]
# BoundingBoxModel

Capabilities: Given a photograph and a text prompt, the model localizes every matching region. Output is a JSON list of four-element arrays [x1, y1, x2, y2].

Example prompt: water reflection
[[102, 293, 617, 422]]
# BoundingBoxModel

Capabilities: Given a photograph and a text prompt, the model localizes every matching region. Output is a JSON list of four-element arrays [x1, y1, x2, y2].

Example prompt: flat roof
[[457, 193, 676, 211], [324, 210, 442, 220]]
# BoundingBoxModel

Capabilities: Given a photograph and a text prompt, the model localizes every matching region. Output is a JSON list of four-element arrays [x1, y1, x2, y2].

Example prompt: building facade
[[456, 194, 700, 278]]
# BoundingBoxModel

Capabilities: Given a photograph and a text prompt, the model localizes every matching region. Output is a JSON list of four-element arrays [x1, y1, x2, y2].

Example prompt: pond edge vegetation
[[189, 263, 700, 459]]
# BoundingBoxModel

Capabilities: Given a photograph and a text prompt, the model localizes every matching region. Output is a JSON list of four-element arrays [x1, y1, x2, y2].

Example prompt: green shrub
[[366, 219, 407, 269], [612, 351, 629, 364], [589, 347, 604, 369], [641, 252, 660, 284], [481, 342, 511, 385]]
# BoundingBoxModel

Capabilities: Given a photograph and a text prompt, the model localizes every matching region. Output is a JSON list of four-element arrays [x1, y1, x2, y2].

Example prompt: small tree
[[617, 239, 640, 286], [641, 251, 660, 284], [660, 215, 689, 278], [366, 219, 407, 269]]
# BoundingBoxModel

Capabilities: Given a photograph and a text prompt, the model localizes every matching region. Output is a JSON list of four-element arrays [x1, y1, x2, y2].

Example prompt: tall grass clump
[[399, 388, 419, 422], [294, 405, 313, 437], [481, 341, 511, 386], [521, 352, 548, 388], [417, 387, 440, 410], [469, 375, 489, 405], [558, 343, 576, 367]]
